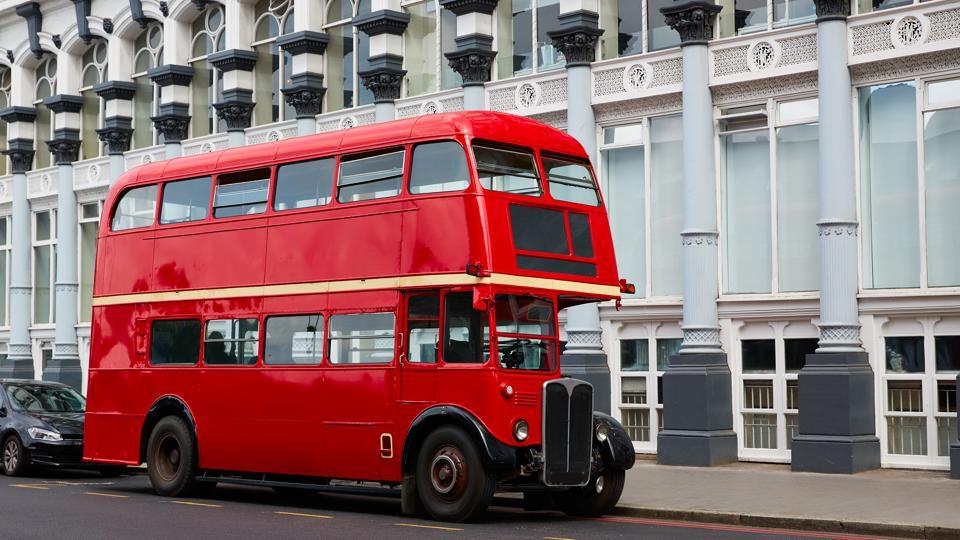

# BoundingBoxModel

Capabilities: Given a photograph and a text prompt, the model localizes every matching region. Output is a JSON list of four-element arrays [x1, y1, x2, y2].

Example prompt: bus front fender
[[401, 405, 518, 475], [593, 412, 636, 471]]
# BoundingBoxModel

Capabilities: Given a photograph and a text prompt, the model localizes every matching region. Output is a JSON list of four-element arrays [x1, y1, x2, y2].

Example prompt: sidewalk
[[615, 458, 960, 538]]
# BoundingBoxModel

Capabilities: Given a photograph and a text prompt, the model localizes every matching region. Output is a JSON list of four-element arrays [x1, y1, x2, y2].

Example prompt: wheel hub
[[4, 440, 18, 472], [429, 445, 467, 500], [155, 434, 183, 482], [595, 475, 605, 494]]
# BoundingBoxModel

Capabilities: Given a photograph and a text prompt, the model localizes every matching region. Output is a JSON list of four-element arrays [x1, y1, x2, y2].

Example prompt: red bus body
[[84, 112, 633, 516]]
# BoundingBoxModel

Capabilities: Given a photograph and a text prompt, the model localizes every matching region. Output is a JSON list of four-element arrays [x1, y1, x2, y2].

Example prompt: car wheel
[[146, 416, 201, 497], [415, 426, 494, 523], [555, 468, 625, 518], [2, 435, 28, 477]]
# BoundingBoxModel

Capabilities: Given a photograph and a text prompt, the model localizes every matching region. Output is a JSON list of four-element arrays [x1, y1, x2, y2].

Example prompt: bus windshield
[[493, 295, 556, 371]]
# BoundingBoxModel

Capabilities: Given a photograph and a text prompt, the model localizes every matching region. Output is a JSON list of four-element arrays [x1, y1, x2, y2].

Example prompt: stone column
[[546, 4, 609, 413], [94, 81, 136, 181], [441, 0, 498, 110], [147, 65, 192, 159], [0, 107, 37, 379], [656, 1, 737, 467], [356, 2, 409, 123], [952, 374, 960, 478], [209, 50, 257, 147], [791, 0, 880, 474], [276, 32, 329, 136], [41, 95, 84, 390]]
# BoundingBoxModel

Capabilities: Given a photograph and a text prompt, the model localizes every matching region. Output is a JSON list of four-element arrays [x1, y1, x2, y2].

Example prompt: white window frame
[[0, 215, 10, 328], [79, 41, 109, 160], [188, 3, 228, 136], [132, 21, 164, 148], [77, 200, 102, 324], [251, 0, 295, 123], [31, 209, 56, 327], [33, 56, 58, 170], [506, 0, 564, 77]]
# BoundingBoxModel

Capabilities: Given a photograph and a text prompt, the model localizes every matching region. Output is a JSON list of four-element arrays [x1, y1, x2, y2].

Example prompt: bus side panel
[[94, 231, 155, 296], [264, 211, 404, 284], [153, 225, 268, 291], [402, 198, 480, 275]]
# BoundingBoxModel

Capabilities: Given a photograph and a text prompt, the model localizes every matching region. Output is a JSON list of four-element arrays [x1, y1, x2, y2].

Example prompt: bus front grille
[[542, 379, 593, 487]]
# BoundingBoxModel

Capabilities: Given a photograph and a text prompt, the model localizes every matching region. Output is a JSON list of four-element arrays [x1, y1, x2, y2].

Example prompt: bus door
[[400, 292, 440, 404]]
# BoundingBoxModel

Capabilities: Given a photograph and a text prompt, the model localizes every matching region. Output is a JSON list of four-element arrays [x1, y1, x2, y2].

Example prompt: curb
[[609, 506, 960, 540]]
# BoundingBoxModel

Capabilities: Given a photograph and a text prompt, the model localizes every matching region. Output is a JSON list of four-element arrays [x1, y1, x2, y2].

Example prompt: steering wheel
[[501, 339, 531, 369]]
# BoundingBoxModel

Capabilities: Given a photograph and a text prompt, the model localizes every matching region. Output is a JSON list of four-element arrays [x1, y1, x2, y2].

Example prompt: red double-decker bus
[[83, 111, 635, 522]]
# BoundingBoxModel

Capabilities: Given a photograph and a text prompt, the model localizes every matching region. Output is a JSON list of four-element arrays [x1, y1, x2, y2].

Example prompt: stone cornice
[[353, 10, 410, 36], [207, 49, 259, 72], [276, 31, 330, 56], [93, 80, 137, 101], [148, 64, 194, 87], [42, 94, 85, 114], [438, 0, 499, 16], [0, 106, 38, 123]]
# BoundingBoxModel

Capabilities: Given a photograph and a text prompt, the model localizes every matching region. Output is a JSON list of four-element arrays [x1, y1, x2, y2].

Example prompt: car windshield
[[493, 295, 557, 371], [5, 385, 85, 413]]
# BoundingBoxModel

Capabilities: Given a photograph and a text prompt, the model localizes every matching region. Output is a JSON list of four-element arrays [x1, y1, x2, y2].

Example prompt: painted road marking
[[395, 523, 464, 532], [170, 501, 222, 508], [84, 491, 129, 498], [544, 537, 576, 540], [54, 481, 115, 486], [10, 484, 49, 490], [275, 511, 334, 519]]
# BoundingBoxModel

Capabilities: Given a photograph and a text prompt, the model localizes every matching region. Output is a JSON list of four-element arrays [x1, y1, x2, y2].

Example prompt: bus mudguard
[[402, 405, 517, 474], [139, 395, 198, 463], [593, 412, 636, 471]]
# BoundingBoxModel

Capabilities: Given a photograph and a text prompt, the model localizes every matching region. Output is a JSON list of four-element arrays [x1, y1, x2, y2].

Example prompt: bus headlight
[[513, 419, 529, 442], [595, 422, 609, 443]]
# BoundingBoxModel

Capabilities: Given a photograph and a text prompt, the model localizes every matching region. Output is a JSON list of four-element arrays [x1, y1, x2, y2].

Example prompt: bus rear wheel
[[146, 416, 202, 497], [415, 426, 494, 523], [555, 468, 625, 518]]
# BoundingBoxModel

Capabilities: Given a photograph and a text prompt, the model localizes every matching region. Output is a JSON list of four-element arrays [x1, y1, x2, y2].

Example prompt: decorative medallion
[[515, 83, 540, 109], [88, 163, 100, 183], [892, 15, 928, 48], [267, 129, 281, 142], [339, 116, 356, 130], [200, 142, 214, 153], [748, 41, 778, 72], [142, 154, 153, 164], [624, 63, 650, 90], [41, 174, 52, 191], [420, 100, 441, 115]]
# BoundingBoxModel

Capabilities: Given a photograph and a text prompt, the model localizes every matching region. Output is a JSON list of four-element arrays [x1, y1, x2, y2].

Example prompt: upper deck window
[[409, 141, 470, 194], [474, 145, 541, 196], [274, 158, 334, 210], [543, 158, 600, 206], [111, 185, 158, 231], [160, 177, 212, 225], [213, 169, 270, 218], [338, 150, 404, 203]]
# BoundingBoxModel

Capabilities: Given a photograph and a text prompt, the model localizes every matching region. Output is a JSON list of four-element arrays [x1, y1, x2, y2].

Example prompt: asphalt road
[[0, 470, 884, 540]]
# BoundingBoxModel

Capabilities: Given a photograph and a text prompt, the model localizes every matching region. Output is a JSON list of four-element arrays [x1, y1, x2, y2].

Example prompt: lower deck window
[[151, 320, 201, 365], [264, 314, 324, 365], [329, 313, 396, 364], [204, 319, 260, 365]]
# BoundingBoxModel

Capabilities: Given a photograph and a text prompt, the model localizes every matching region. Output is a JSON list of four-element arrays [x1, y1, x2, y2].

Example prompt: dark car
[[0, 379, 121, 477]]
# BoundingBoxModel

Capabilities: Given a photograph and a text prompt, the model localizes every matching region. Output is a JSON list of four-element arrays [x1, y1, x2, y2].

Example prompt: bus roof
[[115, 111, 588, 192]]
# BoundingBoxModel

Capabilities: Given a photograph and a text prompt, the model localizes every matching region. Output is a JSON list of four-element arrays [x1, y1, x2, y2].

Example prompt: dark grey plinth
[[792, 352, 880, 474], [560, 352, 610, 414], [0, 359, 35, 380], [42, 358, 83, 391], [657, 353, 738, 466], [952, 374, 959, 479]]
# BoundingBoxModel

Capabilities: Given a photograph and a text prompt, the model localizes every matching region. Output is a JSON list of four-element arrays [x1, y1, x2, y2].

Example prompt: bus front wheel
[[415, 426, 494, 523], [555, 468, 625, 517], [146, 416, 202, 497]]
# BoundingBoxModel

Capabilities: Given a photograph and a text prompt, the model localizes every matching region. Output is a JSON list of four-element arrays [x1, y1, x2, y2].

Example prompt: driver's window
[[443, 292, 489, 364], [407, 294, 439, 363]]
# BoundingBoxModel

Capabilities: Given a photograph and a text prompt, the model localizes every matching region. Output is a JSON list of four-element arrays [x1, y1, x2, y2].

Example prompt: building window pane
[[440, 8, 461, 89], [404, 1, 438, 97], [722, 130, 772, 294], [151, 319, 201, 365], [887, 416, 927, 456], [935, 336, 960, 372], [650, 115, 683, 296], [743, 380, 774, 409], [621, 377, 647, 405], [264, 314, 324, 365], [620, 339, 649, 371], [885, 336, 924, 374], [329, 312, 396, 364], [274, 158, 335, 210], [81, 89, 101, 159], [923, 107, 960, 287], [742, 339, 775, 373], [326, 23, 352, 111], [253, 41, 280, 125], [204, 318, 260, 365], [409, 141, 470, 194], [160, 177, 212, 224], [657, 339, 680, 370], [616, 0, 643, 57], [33, 245, 52, 324], [928, 78, 960, 106], [784, 338, 817, 372], [937, 417, 957, 457], [773, 0, 816, 28], [603, 145, 645, 296], [728, 0, 768, 36], [776, 123, 819, 292], [357, 31, 374, 106], [536, 0, 563, 70], [888, 380, 923, 412], [620, 408, 649, 442], [79, 220, 98, 323], [0, 248, 7, 327], [511, 0, 534, 75], [743, 412, 777, 449], [648, 0, 681, 51], [859, 82, 919, 289]]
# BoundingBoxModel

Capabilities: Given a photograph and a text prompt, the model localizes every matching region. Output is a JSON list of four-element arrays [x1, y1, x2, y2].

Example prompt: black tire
[[555, 468, 625, 517], [98, 466, 126, 478], [146, 416, 201, 497], [2, 435, 29, 477], [415, 426, 494, 523]]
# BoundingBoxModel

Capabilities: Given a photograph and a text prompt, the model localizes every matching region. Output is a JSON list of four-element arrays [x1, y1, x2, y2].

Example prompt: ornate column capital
[[2, 139, 36, 174], [547, 10, 604, 68], [359, 54, 406, 104], [96, 118, 134, 155], [445, 49, 496, 86], [281, 82, 326, 119], [213, 89, 256, 132], [661, 1, 722, 47], [151, 103, 190, 143], [813, 0, 851, 22], [47, 137, 81, 165]]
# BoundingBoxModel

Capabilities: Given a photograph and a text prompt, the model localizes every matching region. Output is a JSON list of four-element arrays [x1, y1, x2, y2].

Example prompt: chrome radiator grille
[[542, 379, 593, 487]]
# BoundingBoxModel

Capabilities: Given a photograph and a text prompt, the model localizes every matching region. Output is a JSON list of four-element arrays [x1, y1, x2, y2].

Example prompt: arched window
[[0, 68, 10, 175], [324, 0, 372, 112], [80, 41, 108, 159], [403, 0, 460, 97], [497, 0, 564, 79], [33, 56, 57, 169], [252, 0, 295, 125], [133, 21, 163, 148], [189, 4, 227, 137]]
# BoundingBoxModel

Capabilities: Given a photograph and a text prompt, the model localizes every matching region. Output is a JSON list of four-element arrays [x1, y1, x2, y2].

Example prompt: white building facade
[[0, 0, 958, 474]]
